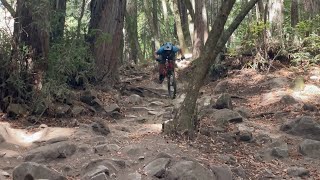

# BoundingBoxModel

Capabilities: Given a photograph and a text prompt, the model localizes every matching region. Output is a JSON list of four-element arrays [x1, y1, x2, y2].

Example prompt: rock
[[94, 144, 120, 154], [257, 140, 289, 160], [303, 103, 317, 111], [0, 169, 10, 178], [165, 160, 216, 180], [82, 165, 109, 180], [255, 134, 272, 145], [24, 141, 76, 162], [104, 103, 120, 113], [280, 95, 298, 105], [235, 107, 251, 118], [287, 167, 309, 177], [262, 77, 289, 89], [7, 103, 28, 118], [123, 145, 142, 156], [214, 80, 228, 94], [13, 162, 66, 180], [149, 101, 165, 107], [217, 154, 236, 165], [91, 98, 105, 112], [281, 116, 320, 141], [238, 130, 253, 142], [200, 126, 225, 137], [156, 152, 173, 159], [128, 94, 142, 104], [91, 121, 111, 136], [46, 136, 69, 144], [143, 158, 170, 178], [211, 165, 232, 180], [71, 105, 85, 117], [210, 109, 243, 126], [299, 139, 320, 158], [135, 116, 148, 124], [90, 173, 108, 180], [83, 159, 125, 177], [215, 93, 233, 110], [125, 172, 141, 180], [232, 166, 246, 179], [258, 169, 276, 179], [54, 104, 71, 117], [80, 90, 98, 105]]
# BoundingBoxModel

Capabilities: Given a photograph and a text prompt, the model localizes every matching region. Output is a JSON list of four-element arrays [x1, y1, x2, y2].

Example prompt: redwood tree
[[88, 0, 126, 83]]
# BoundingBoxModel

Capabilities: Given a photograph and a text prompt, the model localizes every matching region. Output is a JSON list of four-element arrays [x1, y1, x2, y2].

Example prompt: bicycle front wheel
[[167, 72, 177, 99]]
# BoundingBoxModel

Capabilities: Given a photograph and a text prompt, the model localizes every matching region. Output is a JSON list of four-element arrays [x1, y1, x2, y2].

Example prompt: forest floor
[[0, 59, 320, 180]]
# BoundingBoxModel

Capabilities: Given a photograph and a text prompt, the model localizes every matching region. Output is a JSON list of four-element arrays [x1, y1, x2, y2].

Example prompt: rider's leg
[[158, 55, 165, 83]]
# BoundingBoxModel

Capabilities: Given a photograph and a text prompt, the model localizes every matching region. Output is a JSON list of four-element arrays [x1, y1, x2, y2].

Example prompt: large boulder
[[256, 140, 289, 161], [165, 160, 216, 180], [281, 116, 320, 141], [24, 141, 76, 162], [13, 162, 66, 180]]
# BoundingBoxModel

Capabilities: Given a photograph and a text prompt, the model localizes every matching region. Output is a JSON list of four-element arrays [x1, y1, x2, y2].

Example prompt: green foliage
[[47, 38, 94, 89]]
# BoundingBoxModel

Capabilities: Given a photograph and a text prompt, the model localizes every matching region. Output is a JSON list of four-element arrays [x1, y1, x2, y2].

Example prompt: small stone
[[143, 158, 170, 178], [104, 103, 120, 113], [303, 103, 317, 111], [149, 101, 165, 107], [287, 167, 309, 177], [90, 173, 108, 180], [138, 156, 145, 161], [215, 93, 233, 109], [128, 94, 142, 104], [238, 131, 253, 142], [280, 95, 297, 104], [82, 165, 109, 180]]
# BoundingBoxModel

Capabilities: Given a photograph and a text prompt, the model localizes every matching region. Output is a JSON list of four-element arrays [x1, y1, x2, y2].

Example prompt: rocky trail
[[1, 63, 320, 180]]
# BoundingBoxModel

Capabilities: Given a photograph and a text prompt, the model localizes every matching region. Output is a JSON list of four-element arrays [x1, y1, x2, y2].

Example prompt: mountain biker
[[154, 42, 185, 84]]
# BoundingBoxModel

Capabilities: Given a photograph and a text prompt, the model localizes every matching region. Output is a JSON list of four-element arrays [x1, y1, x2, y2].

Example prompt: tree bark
[[14, 0, 50, 91], [143, 0, 160, 50], [192, 0, 208, 59], [76, 0, 86, 39], [268, 0, 284, 44], [125, 0, 142, 64], [172, 0, 259, 137], [88, 0, 126, 84], [0, 0, 15, 17], [173, 0, 188, 53]]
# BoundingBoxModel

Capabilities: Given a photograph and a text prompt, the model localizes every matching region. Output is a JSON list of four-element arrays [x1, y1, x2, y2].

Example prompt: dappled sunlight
[[0, 122, 75, 146], [255, 84, 320, 106], [291, 84, 320, 102]]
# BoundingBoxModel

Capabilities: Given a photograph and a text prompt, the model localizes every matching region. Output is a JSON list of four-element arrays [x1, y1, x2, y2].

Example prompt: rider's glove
[[181, 56, 185, 60]]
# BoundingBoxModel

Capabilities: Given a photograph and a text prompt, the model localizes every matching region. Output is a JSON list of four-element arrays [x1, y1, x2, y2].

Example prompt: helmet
[[163, 42, 173, 51]]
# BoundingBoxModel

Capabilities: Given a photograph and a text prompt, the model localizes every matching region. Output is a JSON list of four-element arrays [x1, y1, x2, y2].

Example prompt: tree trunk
[[172, 0, 259, 138], [88, 0, 126, 84], [76, 0, 86, 39], [179, 0, 192, 48], [50, 0, 66, 42], [143, 0, 160, 51], [268, 0, 284, 45], [192, 0, 207, 59], [173, 0, 188, 53], [14, 0, 50, 91], [125, 0, 142, 64]]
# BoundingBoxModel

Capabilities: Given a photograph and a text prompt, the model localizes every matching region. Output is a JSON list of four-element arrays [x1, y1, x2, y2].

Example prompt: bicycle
[[161, 58, 177, 99]]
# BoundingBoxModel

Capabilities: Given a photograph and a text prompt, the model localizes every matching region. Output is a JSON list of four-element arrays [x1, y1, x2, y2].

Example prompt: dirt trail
[[0, 64, 320, 179]]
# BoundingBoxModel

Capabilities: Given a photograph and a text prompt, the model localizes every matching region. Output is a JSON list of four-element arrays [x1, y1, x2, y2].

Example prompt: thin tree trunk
[[126, 0, 142, 64], [0, 0, 15, 17], [173, 0, 188, 53], [76, 0, 86, 39], [192, 0, 206, 59], [183, 0, 194, 21], [291, 0, 299, 45], [143, 0, 160, 50], [172, 0, 259, 138]]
